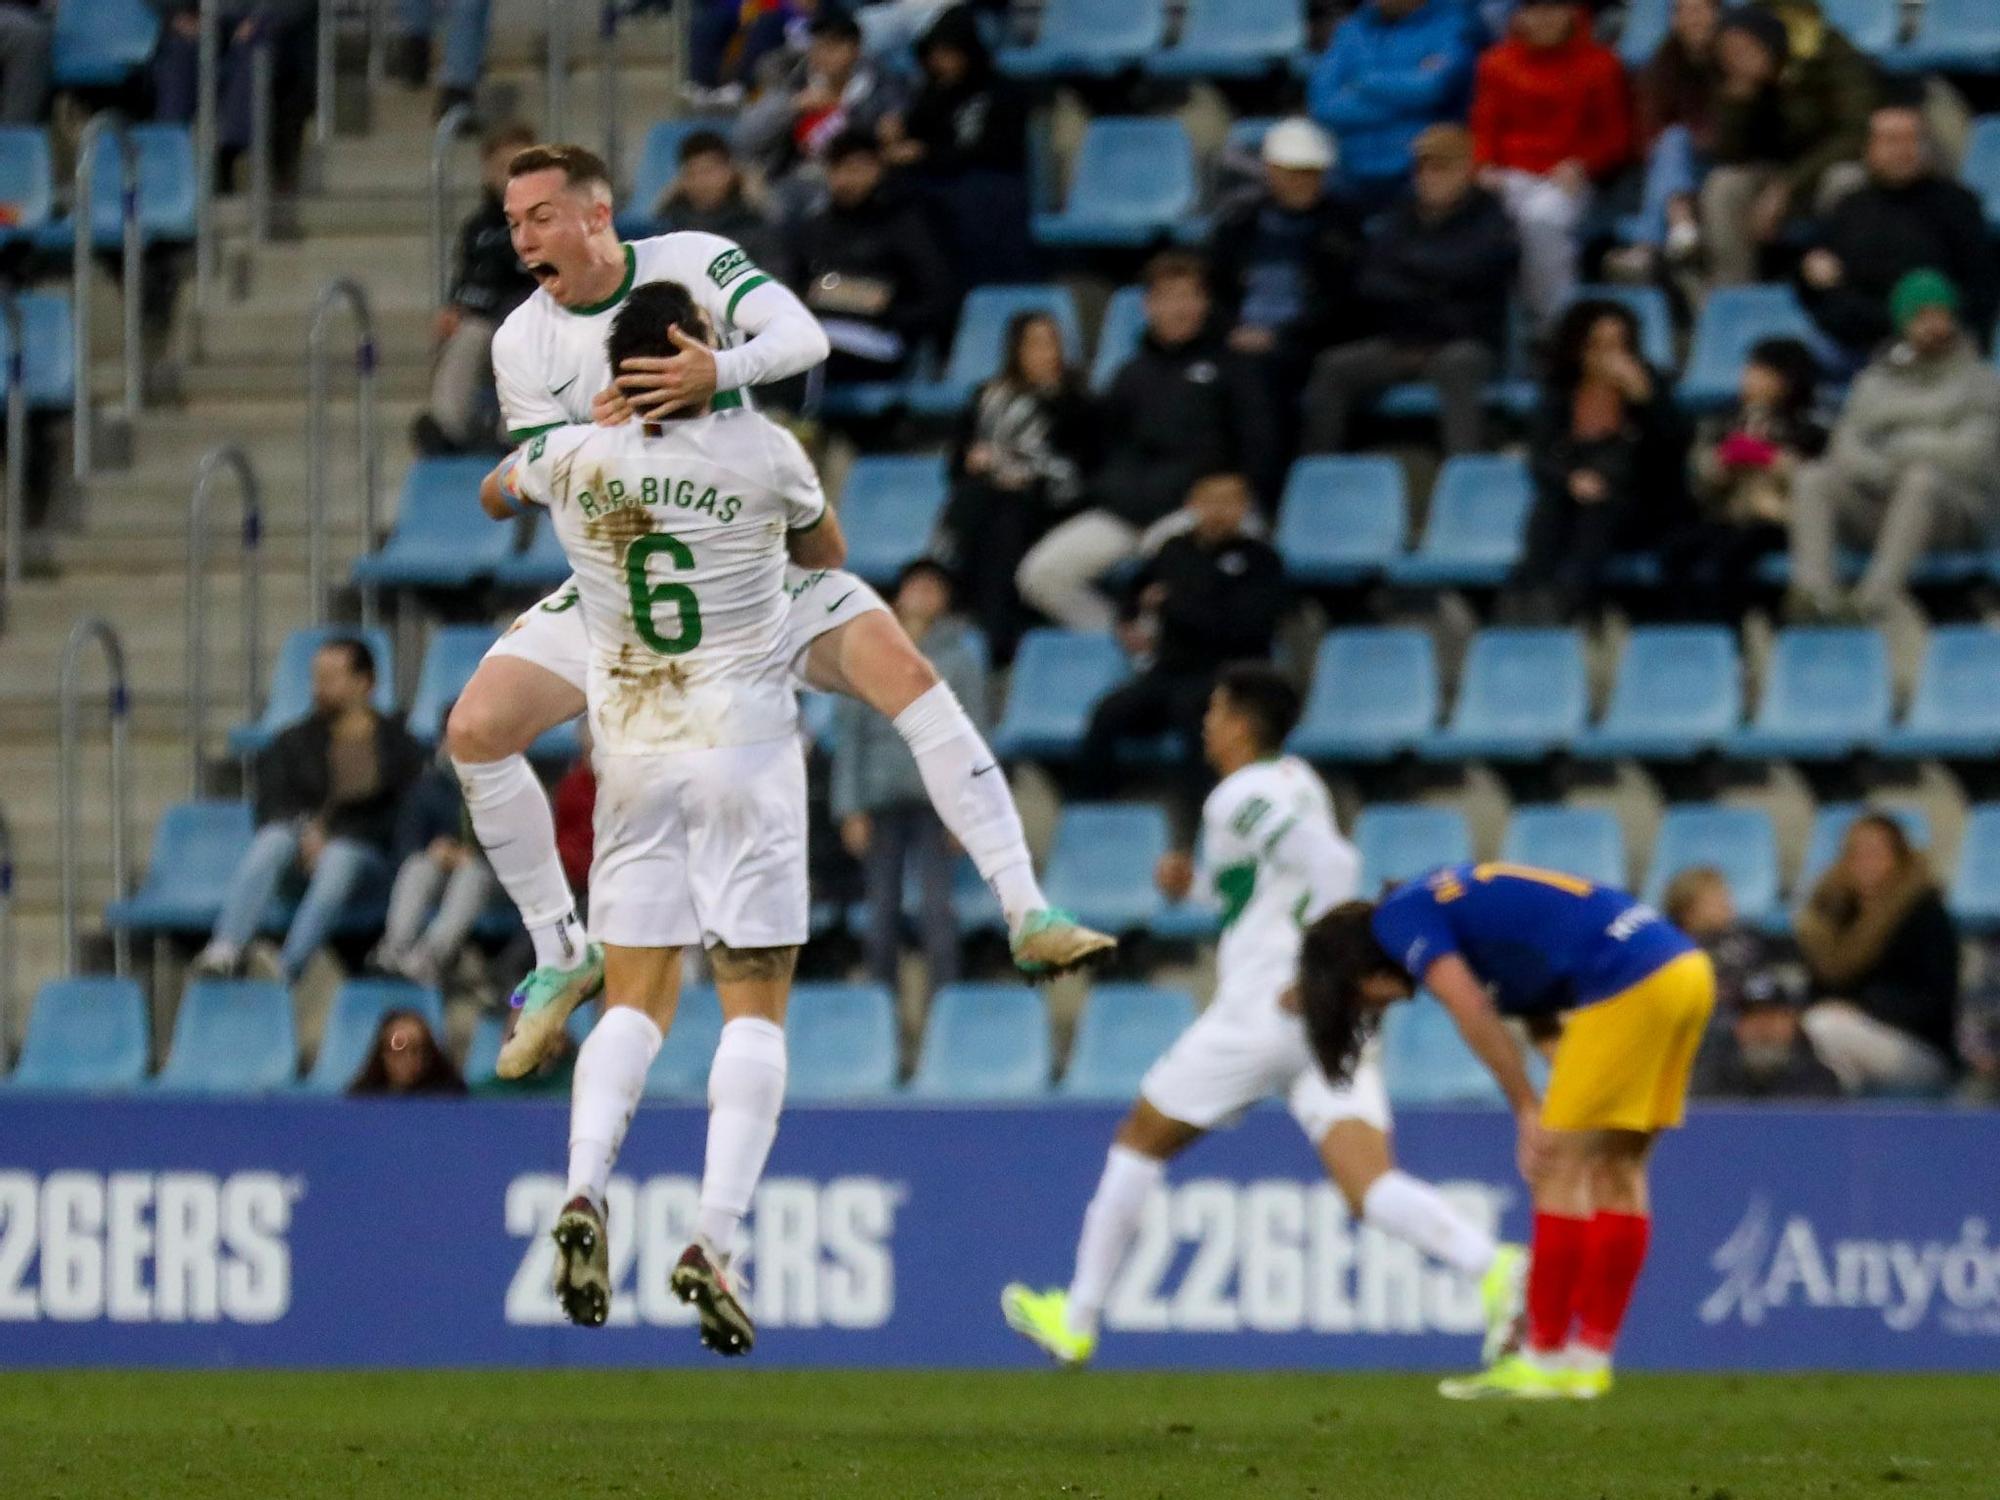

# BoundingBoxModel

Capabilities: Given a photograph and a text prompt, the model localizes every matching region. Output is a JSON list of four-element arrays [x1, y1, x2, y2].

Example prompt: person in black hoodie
[[781, 127, 953, 388], [649, 128, 776, 266], [1076, 474, 1289, 837], [1799, 102, 1999, 370], [193, 638, 425, 983], [1016, 251, 1278, 632], [1301, 122, 1517, 455]]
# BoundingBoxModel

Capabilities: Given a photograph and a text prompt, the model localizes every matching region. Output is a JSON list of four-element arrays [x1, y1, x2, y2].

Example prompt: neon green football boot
[[1480, 1243, 1528, 1366], [496, 942, 605, 1079], [1437, 1351, 1571, 1401], [1010, 909, 1117, 977], [1000, 1284, 1096, 1367], [1562, 1351, 1614, 1400]]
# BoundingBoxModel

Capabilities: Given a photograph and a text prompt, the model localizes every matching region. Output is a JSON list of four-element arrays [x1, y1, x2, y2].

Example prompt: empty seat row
[[0, 122, 195, 248], [999, 0, 1302, 81]]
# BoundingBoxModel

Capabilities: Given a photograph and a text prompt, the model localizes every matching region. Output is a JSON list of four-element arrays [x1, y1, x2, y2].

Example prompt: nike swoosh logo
[[825, 591, 856, 613], [971, 763, 998, 778], [550, 376, 576, 396]]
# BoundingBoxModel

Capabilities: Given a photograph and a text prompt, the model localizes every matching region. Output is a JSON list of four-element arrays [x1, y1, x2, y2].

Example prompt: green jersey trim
[[508, 421, 563, 443], [725, 273, 772, 323], [572, 244, 638, 317]]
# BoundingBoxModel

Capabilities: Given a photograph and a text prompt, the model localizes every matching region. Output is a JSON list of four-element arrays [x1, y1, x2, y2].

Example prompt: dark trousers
[[1507, 484, 1633, 622], [862, 802, 958, 1000], [1076, 666, 1214, 839], [1657, 519, 1784, 623], [937, 479, 1053, 666], [1301, 336, 1496, 456]]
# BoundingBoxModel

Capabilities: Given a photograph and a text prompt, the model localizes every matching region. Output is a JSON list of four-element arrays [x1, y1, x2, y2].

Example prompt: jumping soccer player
[[1296, 864, 1716, 1399], [1001, 665, 1523, 1367], [481, 281, 841, 1352], [457, 144, 1112, 1075]]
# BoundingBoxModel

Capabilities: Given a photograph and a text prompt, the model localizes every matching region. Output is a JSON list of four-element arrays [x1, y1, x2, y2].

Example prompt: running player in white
[[481, 281, 841, 1351], [1003, 664, 1524, 1365], [450, 144, 1112, 1078]]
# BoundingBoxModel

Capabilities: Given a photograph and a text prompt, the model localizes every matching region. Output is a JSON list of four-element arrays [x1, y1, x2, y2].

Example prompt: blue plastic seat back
[[388, 455, 500, 548], [1599, 625, 1741, 743], [911, 983, 1052, 1098], [1276, 456, 1406, 583], [1501, 805, 1627, 889], [627, 118, 732, 224], [1060, 983, 1197, 1098], [1901, 0, 2000, 64], [1042, 802, 1171, 935], [1381, 999, 1505, 1106], [647, 985, 723, 1097], [407, 625, 502, 743], [232, 626, 397, 754], [1949, 804, 2000, 929], [1571, 283, 1676, 372], [840, 454, 950, 584], [106, 799, 256, 933], [1796, 803, 1932, 898], [1174, 0, 1304, 60], [992, 629, 1129, 759], [81, 124, 197, 242], [786, 983, 898, 1099], [1967, 117, 2000, 227], [941, 284, 1083, 397], [10, 977, 149, 1090], [1353, 804, 1472, 890], [1010, 0, 1165, 69], [1445, 628, 1589, 745], [1615, 0, 1670, 64], [0, 127, 53, 236], [1291, 627, 1438, 759], [1410, 454, 1533, 571], [1750, 626, 1891, 740], [305, 979, 446, 1093], [1643, 805, 1780, 926], [0, 291, 75, 409], [1821, 0, 1898, 54], [464, 1014, 505, 1082], [1904, 625, 2000, 738], [1089, 284, 1146, 392], [1683, 285, 1812, 408], [157, 978, 296, 1093], [52, 0, 160, 87], [1061, 118, 1197, 226]]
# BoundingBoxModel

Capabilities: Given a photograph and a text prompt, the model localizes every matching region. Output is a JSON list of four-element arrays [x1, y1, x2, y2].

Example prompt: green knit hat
[[1890, 268, 1960, 333]]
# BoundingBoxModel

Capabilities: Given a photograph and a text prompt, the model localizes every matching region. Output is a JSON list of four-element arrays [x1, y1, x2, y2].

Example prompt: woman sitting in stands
[[348, 1010, 466, 1097]]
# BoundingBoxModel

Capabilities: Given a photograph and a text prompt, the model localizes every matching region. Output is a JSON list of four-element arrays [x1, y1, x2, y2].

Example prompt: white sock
[[1361, 1169, 1498, 1277], [453, 754, 587, 968], [565, 1006, 663, 1212], [1065, 1145, 1164, 1339], [891, 683, 1046, 927], [696, 1017, 788, 1253]]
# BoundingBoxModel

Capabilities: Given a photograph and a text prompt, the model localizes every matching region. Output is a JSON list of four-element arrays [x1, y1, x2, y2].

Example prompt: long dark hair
[[1297, 901, 1407, 1084], [997, 310, 1074, 393], [348, 1009, 466, 1096], [1544, 298, 1642, 394]]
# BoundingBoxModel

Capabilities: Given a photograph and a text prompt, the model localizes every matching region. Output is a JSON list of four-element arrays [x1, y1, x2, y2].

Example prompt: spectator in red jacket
[[1470, 0, 1631, 328]]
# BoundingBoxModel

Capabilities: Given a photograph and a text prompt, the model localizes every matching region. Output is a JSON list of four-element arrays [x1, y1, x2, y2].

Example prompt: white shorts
[[589, 736, 809, 951], [486, 567, 890, 696], [1140, 1001, 1392, 1143]]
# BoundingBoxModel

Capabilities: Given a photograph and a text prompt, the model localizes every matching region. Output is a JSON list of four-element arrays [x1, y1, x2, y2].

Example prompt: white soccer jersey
[[500, 412, 827, 754]]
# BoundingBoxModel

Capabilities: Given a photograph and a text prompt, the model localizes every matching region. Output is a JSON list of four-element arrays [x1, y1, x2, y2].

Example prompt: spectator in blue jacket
[[1307, 0, 1479, 211]]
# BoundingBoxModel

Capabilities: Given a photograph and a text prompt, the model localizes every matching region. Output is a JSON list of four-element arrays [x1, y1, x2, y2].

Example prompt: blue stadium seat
[[1729, 626, 1890, 760], [1089, 284, 1145, 393], [58, 124, 197, 246], [1681, 285, 1813, 411], [1150, 0, 1304, 77], [1353, 804, 1471, 890], [405, 624, 580, 761], [1642, 804, 1781, 929], [1883, 625, 2000, 757], [463, 1014, 505, 1082], [1275, 456, 1406, 585], [491, 512, 571, 592], [1034, 118, 1199, 249], [617, 118, 731, 236], [228, 627, 396, 757], [786, 983, 898, 1099], [992, 628, 1127, 760], [1289, 627, 1438, 762], [104, 799, 254, 935], [910, 983, 1052, 1098], [1059, 983, 1196, 1098], [51, 0, 159, 87], [1966, 117, 2000, 231], [646, 984, 722, 1097], [1949, 804, 2000, 931], [1795, 803, 1932, 901], [1501, 805, 1627, 889], [1424, 628, 1588, 761], [1615, 0, 1669, 65], [155, 978, 296, 1094], [351, 457, 516, 589], [839, 454, 949, 585], [1381, 999, 1504, 1107], [999, 0, 1166, 77], [1822, 0, 1899, 55], [1891, 0, 2000, 72], [7, 977, 149, 1090], [1385, 454, 1531, 587], [1042, 803, 1171, 935], [303, 979, 445, 1094], [0, 127, 53, 245], [0, 292, 75, 409], [1579, 625, 1741, 759], [908, 285, 1083, 416]]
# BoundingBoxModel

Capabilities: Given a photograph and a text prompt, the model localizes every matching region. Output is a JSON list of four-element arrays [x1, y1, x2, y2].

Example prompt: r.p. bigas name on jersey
[[501, 412, 827, 754]]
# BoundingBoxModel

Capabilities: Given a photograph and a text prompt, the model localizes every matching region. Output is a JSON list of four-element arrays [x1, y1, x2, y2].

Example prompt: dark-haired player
[[1296, 866, 1715, 1398], [1002, 664, 1522, 1366]]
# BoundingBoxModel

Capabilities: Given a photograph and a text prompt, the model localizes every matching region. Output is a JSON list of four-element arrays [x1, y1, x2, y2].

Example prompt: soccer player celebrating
[[454, 144, 1112, 1076], [1296, 865, 1717, 1399], [1001, 665, 1523, 1367], [480, 281, 844, 1352]]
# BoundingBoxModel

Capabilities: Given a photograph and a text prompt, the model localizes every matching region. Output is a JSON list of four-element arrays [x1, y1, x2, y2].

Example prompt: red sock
[[1526, 1210, 1590, 1354], [1577, 1211, 1652, 1354]]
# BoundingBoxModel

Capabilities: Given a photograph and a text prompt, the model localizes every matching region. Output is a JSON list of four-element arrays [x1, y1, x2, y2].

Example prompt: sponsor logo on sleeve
[[706, 248, 756, 290]]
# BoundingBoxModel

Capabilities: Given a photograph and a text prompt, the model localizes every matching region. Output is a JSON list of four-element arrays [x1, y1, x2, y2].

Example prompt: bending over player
[[1002, 665, 1522, 1366], [1297, 864, 1716, 1399]]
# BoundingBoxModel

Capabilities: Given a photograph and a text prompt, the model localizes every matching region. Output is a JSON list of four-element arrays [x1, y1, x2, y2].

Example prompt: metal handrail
[[430, 101, 475, 309], [249, 36, 275, 245], [305, 278, 380, 629], [57, 617, 131, 978], [0, 292, 24, 628], [71, 112, 144, 481], [599, 0, 622, 178], [186, 447, 264, 796], [314, 0, 336, 150], [546, 0, 570, 141], [0, 804, 14, 1064]]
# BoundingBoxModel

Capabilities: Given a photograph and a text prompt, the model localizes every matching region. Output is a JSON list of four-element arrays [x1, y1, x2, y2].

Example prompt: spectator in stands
[[388, 0, 491, 120], [649, 129, 775, 266], [1659, 335, 1824, 622], [1505, 297, 1688, 622], [1798, 103, 2000, 374], [347, 1009, 466, 1096], [151, 1, 320, 188], [1796, 813, 1961, 1094], [1016, 253, 1277, 633], [1787, 270, 2000, 620], [412, 120, 537, 457], [1306, 0, 1479, 212], [781, 128, 952, 388], [1468, 0, 1630, 328], [735, 9, 903, 213], [1608, 0, 1721, 281], [193, 638, 425, 983], [833, 559, 982, 1003], [1700, 2, 1874, 287], [0, 1, 50, 124], [1300, 122, 1517, 457], [937, 310, 1093, 666], [367, 749, 493, 990], [1076, 474, 1287, 836]]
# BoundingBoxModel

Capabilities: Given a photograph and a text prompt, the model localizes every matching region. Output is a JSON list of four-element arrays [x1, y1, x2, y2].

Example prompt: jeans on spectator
[[1801, 1001, 1952, 1094], [0, 4, 51, 125], [395, 0, 491, 92], [380, 849, 493, 978], [1492, 168, 1587, 330], [213, 821, 385, 980], [1076, 667, 1216, 842], [1788, 459, 1990, 612], [1301, 337, 1495, 456], [1636, 124, 1704, 248], [429, 313, 498, 448], [861, 801, 957, 1000]]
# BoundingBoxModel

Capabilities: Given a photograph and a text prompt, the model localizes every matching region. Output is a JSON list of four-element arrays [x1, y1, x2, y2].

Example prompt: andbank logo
[[1701, 1198, 2000, 1335]]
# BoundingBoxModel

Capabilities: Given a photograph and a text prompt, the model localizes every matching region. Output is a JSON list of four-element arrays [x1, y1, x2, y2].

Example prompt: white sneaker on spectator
[[395, 948, 445, 991], [191, 940, 239, 978], [1665, 218, 1702, 267], [242, 941, 285, 983]]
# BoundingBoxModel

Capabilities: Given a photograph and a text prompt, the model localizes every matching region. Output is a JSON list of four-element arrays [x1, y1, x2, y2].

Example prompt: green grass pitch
[[1, 1371, 1994, 1498]]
